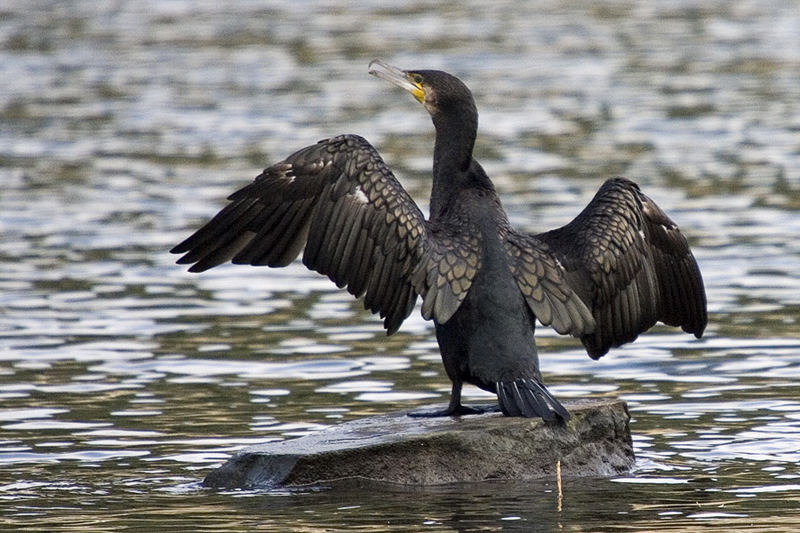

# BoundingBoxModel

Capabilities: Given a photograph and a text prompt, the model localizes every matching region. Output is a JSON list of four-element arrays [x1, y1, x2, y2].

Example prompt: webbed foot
[[407, 404, 500, 418]]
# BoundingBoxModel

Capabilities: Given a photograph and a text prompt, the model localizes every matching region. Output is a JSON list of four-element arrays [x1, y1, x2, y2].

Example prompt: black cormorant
[[171, 60, 707, 422]]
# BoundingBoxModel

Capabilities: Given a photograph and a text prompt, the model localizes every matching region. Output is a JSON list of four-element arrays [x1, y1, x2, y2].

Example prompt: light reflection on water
[[1, 0, 800, 530]]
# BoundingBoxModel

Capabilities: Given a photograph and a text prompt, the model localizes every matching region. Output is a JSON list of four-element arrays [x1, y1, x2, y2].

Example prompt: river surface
[[1, 1, 799, 531]]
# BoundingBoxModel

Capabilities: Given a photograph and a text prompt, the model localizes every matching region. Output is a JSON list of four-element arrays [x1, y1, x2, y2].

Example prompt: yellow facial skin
[[407, 73, 425, 103]]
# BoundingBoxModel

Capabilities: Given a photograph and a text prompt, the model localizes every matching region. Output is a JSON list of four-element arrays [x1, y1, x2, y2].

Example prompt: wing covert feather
[[504, 232, 595, 337]]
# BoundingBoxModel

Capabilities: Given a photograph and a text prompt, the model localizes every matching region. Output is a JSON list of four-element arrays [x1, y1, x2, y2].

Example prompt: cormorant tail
[[496, 379, 570, 422]]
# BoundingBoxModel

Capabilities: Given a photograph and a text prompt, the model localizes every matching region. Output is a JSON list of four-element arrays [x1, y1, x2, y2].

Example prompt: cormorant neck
[[432, 109, 476, 177], [430, 105, 491, 218]]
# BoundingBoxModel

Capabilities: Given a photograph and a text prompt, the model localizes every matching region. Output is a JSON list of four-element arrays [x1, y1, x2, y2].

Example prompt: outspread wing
[[533, 177, 707, 359], [171, 134, 477, 333]]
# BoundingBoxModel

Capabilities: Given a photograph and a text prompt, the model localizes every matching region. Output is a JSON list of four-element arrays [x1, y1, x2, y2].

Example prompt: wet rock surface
[[204, 398, 634, 488]]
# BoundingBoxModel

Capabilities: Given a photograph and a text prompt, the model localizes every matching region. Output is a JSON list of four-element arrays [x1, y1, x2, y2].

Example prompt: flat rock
[[203, 398, 634, 489]]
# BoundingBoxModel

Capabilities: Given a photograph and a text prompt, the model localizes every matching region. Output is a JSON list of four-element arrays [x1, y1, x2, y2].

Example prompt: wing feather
[[171, 134, 478, 333], [504, 232, 595, 337], [536, 177, 707, 359]]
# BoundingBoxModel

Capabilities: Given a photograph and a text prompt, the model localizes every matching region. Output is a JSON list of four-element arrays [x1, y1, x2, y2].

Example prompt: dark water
[[2, 0, 799, 531]]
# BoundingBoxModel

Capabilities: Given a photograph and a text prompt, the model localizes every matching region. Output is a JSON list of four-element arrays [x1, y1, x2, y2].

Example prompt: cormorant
[[171, 60, 707, 422]]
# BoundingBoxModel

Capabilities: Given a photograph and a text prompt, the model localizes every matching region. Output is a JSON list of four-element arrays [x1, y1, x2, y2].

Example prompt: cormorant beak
[[369, 59, 425, 104]]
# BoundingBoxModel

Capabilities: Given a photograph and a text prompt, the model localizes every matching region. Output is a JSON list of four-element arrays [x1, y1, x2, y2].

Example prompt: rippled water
[[2, 0, 799, 531]]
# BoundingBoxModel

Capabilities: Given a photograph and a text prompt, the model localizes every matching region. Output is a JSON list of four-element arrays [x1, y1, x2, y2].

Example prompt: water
[[1, 0, 799, 530]]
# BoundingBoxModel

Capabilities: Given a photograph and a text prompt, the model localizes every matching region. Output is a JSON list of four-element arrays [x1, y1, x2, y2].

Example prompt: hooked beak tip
[[368, 58, 403, 78], [368, 59, 424, 104]]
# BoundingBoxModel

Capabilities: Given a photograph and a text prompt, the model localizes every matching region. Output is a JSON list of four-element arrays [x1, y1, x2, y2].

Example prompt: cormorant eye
[[412, 74, 423, 84]]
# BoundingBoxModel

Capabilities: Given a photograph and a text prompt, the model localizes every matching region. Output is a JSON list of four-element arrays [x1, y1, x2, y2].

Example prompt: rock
[[203, 398, 633, 489]]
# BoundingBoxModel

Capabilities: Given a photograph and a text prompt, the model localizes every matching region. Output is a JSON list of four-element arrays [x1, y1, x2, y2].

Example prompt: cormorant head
[[369, 59, 477, 122]]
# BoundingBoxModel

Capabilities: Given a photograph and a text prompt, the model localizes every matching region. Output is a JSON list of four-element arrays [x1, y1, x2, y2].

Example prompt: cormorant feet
[[407, 404, 500, 418]]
